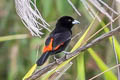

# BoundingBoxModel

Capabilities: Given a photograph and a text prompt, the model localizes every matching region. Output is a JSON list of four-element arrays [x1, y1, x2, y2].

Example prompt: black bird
[[37, 16, 80, 66]]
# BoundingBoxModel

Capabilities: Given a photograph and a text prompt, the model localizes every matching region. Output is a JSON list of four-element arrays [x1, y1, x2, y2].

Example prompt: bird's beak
[[72, 20, 80, 24]]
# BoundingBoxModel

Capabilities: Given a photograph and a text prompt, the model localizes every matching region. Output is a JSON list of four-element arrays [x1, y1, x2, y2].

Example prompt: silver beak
[[72, 20, 80, 24]]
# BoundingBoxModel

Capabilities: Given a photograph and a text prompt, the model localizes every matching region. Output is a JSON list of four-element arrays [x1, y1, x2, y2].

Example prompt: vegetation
[[0, 0, 120, 80]]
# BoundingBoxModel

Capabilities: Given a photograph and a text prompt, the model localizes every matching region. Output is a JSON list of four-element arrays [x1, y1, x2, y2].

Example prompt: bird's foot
[[54, 55, 60, 64], [62, 51, 70, 55], [62, 51, 70, 59]]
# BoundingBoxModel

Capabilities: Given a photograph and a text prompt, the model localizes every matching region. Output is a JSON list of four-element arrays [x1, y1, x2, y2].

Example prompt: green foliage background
[[0, 0, 119, 80]]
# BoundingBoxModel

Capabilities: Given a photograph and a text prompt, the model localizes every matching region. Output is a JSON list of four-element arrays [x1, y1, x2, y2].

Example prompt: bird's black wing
[[44, 31, 71, 52], [52, 31, 71, 49]]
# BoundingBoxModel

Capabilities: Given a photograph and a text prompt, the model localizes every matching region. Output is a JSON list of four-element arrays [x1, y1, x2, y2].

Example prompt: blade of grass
[[23, 64, 37, 80], [88, 48, 117, 80], [76, 52, 85, 80]]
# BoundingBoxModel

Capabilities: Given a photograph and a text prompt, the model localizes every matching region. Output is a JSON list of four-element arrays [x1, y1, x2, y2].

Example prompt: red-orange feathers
[[43, 38, 53, 53]]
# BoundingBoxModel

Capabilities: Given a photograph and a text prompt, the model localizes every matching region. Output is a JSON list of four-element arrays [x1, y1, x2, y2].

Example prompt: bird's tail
[[36, 52, 50, 66]]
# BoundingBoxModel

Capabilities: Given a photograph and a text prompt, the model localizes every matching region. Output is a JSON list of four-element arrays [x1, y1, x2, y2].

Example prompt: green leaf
[[88, 48, 117, 80], [76, 52, 85, 80]]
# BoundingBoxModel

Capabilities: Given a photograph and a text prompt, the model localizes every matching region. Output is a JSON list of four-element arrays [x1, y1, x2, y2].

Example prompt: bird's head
[[56, 16, 80, 29]]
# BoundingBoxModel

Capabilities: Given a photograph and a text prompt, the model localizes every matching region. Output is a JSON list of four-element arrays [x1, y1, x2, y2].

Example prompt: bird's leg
[[62, 51, 70, 55], [53, 55, 58, 60], [62, 51, 71, 59], [53, 55, 60, 64]]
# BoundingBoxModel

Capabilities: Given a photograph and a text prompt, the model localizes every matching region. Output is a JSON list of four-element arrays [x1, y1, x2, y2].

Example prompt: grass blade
[[88, 48, 117, 80], [76, 52, 85, 80]]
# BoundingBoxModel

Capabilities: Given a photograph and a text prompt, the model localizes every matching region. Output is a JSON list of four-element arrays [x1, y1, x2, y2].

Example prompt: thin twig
[[98, 0, 118, 15], [80, 0, 95, 19], [27, 26, 120, 80], [83, 15, 120, 45], [86, 2, 101, 22], [67, 0, 81, 16], [50, 62, 73, 80], [110, 1, 120, 80], [89, 0, 113, 21]]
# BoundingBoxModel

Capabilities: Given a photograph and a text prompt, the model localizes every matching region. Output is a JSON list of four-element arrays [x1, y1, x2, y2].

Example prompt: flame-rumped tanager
[[37, 16, 80, 66], [23, 16, 80, 79]]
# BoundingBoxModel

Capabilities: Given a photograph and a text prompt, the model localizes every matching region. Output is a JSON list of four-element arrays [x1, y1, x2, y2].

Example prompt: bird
[[36, 16, 80, 66], [23, 16, 80, 79]]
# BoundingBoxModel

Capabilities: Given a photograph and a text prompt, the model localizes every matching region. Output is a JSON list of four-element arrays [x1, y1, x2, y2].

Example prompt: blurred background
[[0, 0, 120, 80]]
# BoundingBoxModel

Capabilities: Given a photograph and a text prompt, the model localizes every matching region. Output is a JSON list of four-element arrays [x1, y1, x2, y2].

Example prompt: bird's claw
[[63, 51, 70, 59], [62, 51, 70, 55], [54, 56, 60, 64]]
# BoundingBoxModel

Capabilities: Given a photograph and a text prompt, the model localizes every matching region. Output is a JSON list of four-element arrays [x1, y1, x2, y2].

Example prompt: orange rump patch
[[43, 38, 53, 53]]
